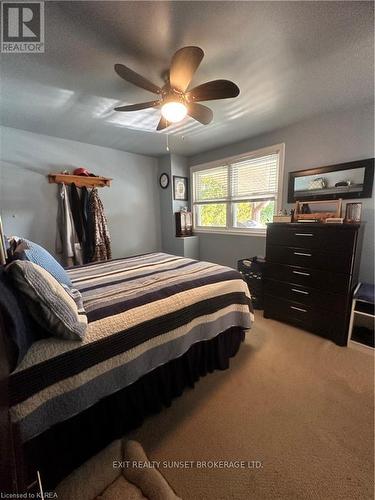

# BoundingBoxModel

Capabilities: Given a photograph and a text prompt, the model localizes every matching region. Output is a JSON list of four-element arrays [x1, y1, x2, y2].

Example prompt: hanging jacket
[[70, 183, 84, 244], [88, 188, 111, 262], [56, 183, 83, 267], [80, 186, 92, 263]]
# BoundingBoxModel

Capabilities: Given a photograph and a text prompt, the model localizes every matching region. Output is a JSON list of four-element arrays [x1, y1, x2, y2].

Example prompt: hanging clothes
[[88, 187, 112, 262], [80, 186, 93, 263], [69, 183, 84, 244], [56, 183, 83, 267]]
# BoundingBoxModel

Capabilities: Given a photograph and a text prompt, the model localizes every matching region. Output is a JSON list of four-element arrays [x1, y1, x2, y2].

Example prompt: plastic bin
[[237, 256, 266, 310]]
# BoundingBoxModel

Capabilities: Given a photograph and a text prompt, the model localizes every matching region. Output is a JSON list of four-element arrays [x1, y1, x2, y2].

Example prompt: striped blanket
[[9, 253, 253, 443]]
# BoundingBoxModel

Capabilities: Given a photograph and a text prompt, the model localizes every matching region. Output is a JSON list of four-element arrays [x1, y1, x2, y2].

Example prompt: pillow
[[6, 261, 87, 341], [0, 268, 42, 371], [13, 238, 72, 287], [62, 283, 86, 315]]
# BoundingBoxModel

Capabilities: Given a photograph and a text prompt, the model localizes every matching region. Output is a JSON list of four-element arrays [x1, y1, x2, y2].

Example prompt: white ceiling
[[1, 1, 373, 157]]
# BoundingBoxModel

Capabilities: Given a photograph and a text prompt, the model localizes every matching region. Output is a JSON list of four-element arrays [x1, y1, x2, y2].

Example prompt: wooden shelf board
[[353, 310, 375, 319], [48, 173, 112, 188], [348, 339, 374, 353]]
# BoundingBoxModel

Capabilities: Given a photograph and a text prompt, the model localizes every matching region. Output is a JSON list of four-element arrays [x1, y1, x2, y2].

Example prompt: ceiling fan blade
[[114, 64, 162, 94], [187, 102, 213, 125], [156, 116, 170, 131], [114, 100, 160, 112], [187, 79, 240, 102], [169, 46, 204, 93]]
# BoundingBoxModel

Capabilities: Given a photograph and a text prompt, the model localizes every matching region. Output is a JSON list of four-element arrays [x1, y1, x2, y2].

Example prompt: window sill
[[193, 228, 267, 237]]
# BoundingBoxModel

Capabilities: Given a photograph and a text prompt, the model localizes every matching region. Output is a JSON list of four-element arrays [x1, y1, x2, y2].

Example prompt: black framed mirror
[[288, 158, 374, 203]]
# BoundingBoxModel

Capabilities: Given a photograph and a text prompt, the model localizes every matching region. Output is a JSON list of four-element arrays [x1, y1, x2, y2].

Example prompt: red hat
[[73, 167, 90, 176]]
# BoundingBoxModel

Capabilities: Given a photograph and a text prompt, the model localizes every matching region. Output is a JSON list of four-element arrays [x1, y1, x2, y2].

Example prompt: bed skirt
[[21, 327, 245, 489]]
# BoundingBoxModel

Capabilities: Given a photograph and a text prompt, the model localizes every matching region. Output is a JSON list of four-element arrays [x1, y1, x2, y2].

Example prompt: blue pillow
[[14, 238, 72, 287], [0, 268, 42, 370]]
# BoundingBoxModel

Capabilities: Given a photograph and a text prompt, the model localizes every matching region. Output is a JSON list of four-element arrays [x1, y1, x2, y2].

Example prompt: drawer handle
[[291, 288, 309, 295], [292, 270, 310, 276], [295, 233, 314, 237], [294, 251, 312, 257], [290, 306, 307, 313]]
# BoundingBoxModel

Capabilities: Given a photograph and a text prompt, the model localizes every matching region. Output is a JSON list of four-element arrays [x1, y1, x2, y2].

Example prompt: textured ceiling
[[1, 1, 373, 157]]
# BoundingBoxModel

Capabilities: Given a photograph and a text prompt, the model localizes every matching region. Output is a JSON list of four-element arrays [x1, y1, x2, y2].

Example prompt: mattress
[[9, 252, 253, 443]]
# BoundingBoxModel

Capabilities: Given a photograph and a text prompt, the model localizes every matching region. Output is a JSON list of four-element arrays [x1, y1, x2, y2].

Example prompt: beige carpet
[[130, 311, 374, 500]]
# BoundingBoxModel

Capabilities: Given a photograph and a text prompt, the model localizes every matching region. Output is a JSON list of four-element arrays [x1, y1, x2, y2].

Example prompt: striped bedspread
[[9, 252, 253, 443]]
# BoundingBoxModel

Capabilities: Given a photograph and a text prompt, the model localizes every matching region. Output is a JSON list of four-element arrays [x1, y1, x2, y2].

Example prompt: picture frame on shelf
[[173, 176, 188, 201], [345, 202, 362, 223], [175, 211, 193, 237]]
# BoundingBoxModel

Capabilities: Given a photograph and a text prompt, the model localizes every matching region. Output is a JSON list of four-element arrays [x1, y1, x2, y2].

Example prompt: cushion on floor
[[122, 440, 181, 500], [55, 439, 181, 500], [55, 439, 123, 500], [96, 475, 147, 500]]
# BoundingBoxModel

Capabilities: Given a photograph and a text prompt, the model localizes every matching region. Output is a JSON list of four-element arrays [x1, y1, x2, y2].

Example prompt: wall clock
[[159, 173, 170, 189]]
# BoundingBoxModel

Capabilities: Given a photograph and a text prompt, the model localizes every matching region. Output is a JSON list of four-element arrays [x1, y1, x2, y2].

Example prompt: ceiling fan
[[113, 46, 240, 131]]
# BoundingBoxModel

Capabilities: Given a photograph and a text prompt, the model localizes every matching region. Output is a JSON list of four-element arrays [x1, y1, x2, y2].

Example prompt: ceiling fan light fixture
[[161, 101, 187, 123], [114, 46, 240, 131]]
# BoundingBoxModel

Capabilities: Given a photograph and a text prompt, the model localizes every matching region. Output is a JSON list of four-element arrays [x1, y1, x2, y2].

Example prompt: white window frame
[[190, 143, 285, 237]]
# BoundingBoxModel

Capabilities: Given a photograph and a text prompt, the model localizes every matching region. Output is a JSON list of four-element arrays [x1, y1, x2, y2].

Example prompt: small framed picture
[[173, 176, 188, 201], [345, 202, 362, 223]]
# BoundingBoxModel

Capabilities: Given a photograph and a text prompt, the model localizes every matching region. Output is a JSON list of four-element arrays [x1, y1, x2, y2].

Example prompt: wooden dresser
[[263, 223, 363, 345]]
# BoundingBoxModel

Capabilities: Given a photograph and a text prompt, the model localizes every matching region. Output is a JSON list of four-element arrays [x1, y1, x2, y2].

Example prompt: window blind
[[194, 165, 228, 202], [230, 153, 279, 200], [191, 144, 283, 232]]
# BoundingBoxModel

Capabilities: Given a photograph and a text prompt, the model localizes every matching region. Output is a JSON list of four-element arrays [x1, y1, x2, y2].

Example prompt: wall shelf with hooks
[[48, 173, 112, 188]]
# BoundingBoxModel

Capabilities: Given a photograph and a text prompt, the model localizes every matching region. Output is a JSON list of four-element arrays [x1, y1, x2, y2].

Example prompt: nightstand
[[347, 283, 374, 353]]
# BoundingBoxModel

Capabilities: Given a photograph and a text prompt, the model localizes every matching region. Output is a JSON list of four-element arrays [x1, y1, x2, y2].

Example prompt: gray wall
[[189, 103, 374, 282], [158, 155, 176, 254], [0, 126, 161, 260], [158, 153, 198, 259]]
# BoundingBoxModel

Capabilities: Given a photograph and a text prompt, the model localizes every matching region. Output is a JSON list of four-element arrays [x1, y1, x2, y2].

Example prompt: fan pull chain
[[166, 134, 170, 152]]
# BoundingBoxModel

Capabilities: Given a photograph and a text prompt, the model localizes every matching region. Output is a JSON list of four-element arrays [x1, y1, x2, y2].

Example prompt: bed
[[3, 252, 253, 490]]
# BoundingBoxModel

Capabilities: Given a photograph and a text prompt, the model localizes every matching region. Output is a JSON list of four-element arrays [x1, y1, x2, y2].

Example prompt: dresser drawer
[[263, 295, 347, 344], [267, 225, 356, 251], [263, 279, 347, 313], [266, 244, 353, 273], [264, 263, 350, 293]]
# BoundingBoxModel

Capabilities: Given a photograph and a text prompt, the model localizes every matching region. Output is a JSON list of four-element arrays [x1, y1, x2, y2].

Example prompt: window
[[191, 144, 284, 235]]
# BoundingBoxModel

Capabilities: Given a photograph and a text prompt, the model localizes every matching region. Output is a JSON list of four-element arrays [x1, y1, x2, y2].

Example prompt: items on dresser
[[273, 215, 292, 223], [325, 217, 344, 224], [296, 218, 319, 223], [238, 257, 266, 310], [175, 211, 193, 237], [347, 283, 374, 351], [263, 223, 363, 346], [294, 199, 342, 222], [274, 209, 294, 223], [345, 202, 362, 223]]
